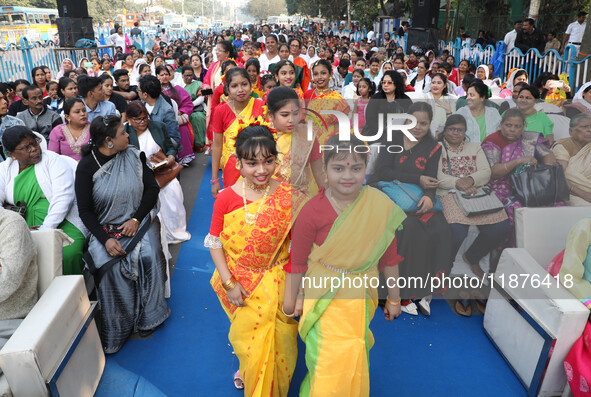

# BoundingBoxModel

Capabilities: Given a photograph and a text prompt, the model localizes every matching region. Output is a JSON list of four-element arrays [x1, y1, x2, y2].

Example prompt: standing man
[[515, 18, 545, 53], [561, 11, 587, 55], [503, 20, 522, 52], [160, 28, 169, 44], [544, 32, 561, 53], [130, 22, 141, 37], [257, 25, 270, 44]]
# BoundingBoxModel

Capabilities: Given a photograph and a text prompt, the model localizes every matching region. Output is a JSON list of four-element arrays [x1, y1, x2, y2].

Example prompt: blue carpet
[[97, 159, 526, 397]]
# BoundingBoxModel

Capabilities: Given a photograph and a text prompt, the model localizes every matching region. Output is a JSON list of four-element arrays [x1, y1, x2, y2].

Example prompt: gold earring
[[235, 160, 240, 170]]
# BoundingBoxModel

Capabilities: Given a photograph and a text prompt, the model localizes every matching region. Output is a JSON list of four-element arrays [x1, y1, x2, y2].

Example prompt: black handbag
[[511, 164, 570, 206], [510, 134, 569, 207]]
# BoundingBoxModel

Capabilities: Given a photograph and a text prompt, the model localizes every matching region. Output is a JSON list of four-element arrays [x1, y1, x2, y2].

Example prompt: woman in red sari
[[211, 68, 265, 198], [204, 41, 237, 147]]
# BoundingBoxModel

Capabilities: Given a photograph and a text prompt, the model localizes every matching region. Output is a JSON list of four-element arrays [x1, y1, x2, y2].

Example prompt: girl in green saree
[[284, 135, 406, 397]]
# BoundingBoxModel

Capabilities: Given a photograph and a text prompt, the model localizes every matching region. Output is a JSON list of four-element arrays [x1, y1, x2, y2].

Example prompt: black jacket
[[515, 28, 545, 53]]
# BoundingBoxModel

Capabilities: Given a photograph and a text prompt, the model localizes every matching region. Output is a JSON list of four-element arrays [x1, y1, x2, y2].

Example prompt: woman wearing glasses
[[75, 115, 169, 353], [0, 125, 87, 275], [436, 115, 510, 316], [124, 101, 191, 244]]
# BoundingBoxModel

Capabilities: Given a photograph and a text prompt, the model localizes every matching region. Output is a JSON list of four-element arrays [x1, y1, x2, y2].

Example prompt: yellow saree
[[211, 183, 298, 397], [274, 125, 319, 218], [220, 97, 259, 171], [305, 90, 351, 146], [298, 187, 406, 397]]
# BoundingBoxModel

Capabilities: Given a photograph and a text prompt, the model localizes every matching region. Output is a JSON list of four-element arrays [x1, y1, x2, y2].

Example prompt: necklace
[[246, 180, 269, 192], [328, 189, 351, 213], [315, 87, 330, 95], [92, 149, 111, 175], [243, 182, 271, 225]]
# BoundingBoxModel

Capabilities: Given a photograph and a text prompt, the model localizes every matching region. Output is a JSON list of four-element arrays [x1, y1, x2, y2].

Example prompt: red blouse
[[288, 189, 403, 273]]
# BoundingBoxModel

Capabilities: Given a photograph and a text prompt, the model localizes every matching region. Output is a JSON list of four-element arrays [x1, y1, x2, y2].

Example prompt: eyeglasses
[[382, 81, 394, 86], [132, 116, 148, 123], [446, 127, 466, 134], [15, 137, 42, 152]]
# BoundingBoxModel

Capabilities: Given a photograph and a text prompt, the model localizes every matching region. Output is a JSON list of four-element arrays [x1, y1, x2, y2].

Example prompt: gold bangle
[[281, 306, 296, 318], [131, 218, 139, 224], [222, 276, 238, 291], [387, 298, 402, 306]]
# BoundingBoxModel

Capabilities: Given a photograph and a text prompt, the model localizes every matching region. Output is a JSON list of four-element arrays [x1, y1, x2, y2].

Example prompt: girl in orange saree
[[210, 68, 265, 197], [284, 135, 406, 397], [205, 125, 298, 395], [267, 86, 325, 216], [304, 59, 350, 146]]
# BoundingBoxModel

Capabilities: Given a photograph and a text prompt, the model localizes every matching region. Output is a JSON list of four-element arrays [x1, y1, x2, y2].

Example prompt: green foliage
[[244, 0, 287, 21], [350, 0, 379, 28]]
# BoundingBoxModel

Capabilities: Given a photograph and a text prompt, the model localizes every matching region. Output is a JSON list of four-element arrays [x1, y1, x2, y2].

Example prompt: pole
[[347, 0, 351, 30], [528, 0, 541, 20]]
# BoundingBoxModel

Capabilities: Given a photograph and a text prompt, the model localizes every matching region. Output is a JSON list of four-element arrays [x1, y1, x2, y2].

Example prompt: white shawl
[[0, 150, 87, 235], [454, 105, 502, 143]]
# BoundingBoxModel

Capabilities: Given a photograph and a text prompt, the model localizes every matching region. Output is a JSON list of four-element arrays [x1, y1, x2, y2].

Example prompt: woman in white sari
[[124, 101, 191, 244]]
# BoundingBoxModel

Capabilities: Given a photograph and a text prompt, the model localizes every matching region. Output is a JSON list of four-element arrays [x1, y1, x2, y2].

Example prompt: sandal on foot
[[463, 254, 485, 278], [455, 299, 472, 317], [233, 370, 244, 390], [475, 299, 487, 313]]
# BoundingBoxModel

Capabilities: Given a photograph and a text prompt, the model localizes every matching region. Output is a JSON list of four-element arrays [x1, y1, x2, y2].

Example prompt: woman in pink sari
[[203, 41, 237, 148], [481, 108, 563, 242], [156, 65, 195, 165]]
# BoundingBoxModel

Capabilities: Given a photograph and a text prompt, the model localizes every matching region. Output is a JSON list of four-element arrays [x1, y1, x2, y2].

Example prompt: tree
[[244, 0, 287, 21]]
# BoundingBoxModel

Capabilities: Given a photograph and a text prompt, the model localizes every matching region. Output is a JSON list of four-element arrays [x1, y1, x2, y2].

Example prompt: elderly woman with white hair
[[552, 113, 591, 206]]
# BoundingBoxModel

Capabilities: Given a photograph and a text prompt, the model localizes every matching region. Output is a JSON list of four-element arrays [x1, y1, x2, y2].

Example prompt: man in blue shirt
[[137, 75, 181, 146], [232, 31, 244, 50], [78, 76, 117, 122]]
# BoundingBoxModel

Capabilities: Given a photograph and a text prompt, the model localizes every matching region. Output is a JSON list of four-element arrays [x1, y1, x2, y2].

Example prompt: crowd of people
[[1, 19, 591, 396]]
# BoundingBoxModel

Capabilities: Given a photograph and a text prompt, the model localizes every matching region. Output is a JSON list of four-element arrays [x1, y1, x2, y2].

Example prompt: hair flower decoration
[[234, 116, 277, 147]]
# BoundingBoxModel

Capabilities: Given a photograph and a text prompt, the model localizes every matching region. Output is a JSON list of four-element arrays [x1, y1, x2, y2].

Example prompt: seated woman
[[552, 114, 591, 206], [436, 115, 510, 316], [558, 218, 591, 397], [482, 108, 562, 239], [0, 207, 38, 356], [514, 85, 555, 145], [422, 73, 456, 137], [499, 68, 528, 99], [75, 115, 169, 354], [48, 98, 91, 161], [564, 82, 591, 118], [0, 125, 86, 275], [454, 80, 501, 143], [368, 102, 452, 316], [125, 101, 191, 244]]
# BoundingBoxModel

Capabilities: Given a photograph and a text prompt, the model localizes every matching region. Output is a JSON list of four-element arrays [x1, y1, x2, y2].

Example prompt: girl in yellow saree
[[210, 67, 265, 197], [267, 86, 326, 217], [304, 59, 351, 146], [205, 124, 298, 396], [284, 135, 406, 397]]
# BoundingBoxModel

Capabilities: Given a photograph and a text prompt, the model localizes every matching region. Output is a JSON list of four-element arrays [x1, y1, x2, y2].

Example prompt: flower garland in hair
[[234, 116, 277, 147]]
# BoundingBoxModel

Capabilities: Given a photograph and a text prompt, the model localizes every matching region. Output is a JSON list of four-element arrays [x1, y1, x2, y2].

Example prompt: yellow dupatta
[[305, 90, 351, 146], [211, 182, 292, 316], [298, 187, 406, 397], [220, 97, 256, 170], [565, 142, 591, 206], [274, 124, 319, 218]]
